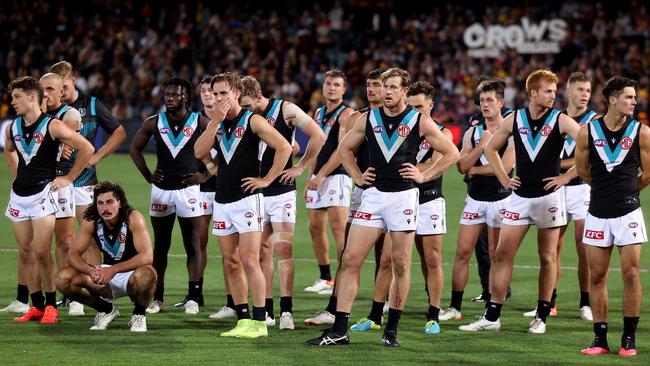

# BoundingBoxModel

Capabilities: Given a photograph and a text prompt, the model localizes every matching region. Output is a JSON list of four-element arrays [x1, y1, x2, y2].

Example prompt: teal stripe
[[90, 97, 96, 116]]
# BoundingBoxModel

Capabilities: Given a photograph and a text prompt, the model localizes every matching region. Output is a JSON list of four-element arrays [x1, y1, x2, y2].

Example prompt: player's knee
[[455, 248, 472, 263], [33, 247, 53, 264], [223, 254, 243, 273], [622, 266, 640, 286], [425, 252, 442, 271], [378, 254, 392, 272], [132, 265, 157, 289], [308, 219, 326, 233], [55, 267, 77, 293], [270, 232, 293, 260], [391, 255, 410, 277], [538, 251, 555, 267], [240, 254, 260, 273]]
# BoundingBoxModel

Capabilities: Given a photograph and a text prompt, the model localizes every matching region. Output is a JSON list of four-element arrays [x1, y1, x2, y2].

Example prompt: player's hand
[[543, 175, 570, 191], [86, 154, 100, 169], [206, 99, 231, 122], [149, 170, 164, 184], [61, 145, 74, 160], [93, 266, 116, 285], [478, 130, 493, 147], [500, 175, 521, 190], [182, 172, 207, 186], [306, 174, 325, 190], [353, 167, 376, 186], [51, 176, 72, 192], [279, 165, 305, 184], [399, 163, 426, 183], [241, 177, 270, 193]]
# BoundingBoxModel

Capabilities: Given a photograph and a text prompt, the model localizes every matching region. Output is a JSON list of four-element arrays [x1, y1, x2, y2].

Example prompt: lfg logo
[[464, 17, 568, 58]]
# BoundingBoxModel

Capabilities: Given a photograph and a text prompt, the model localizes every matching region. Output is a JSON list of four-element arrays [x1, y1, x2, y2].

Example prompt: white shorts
[[501, 189, 567, 229], [565, 184, 590, 222], [583, 208, 647, 247], [149, 185, 202, 218], [54, 184, 76, 219], [351, 187, 418, 232], [5, 183, 58, 222], [459, 195, 511, 228], [305, 174, 352, 209], [74, 185, 94, 207], [263, 191, 296, 224], [200, 191, 215, 216], [417, 197, 446, 235], [99, 265, 134, 301], [347, 187, 366, 224], [212, 193, 264, 236]]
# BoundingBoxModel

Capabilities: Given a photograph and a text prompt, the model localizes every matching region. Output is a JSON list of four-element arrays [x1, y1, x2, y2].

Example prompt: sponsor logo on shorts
[[540, 125, 552, 136], [499, 209, 506, 215], [159, 127, 171, 134], [397, 124, 411, 137], [629, 222, 639, 228], [267, 117, 276, 127], [373, 126, 384, 133], [431, 214, 439, 220], [188, 198, 197, 204], [620, 137, 633, 150], [403, 209, 413, 215], [518, 127, 530, 135], [234, 126, 246, 138], [58, 198, 67, 204], [329, 190, 336, 195], [39, 198, 46, 204], [348, 209, 357, 218], [548, 207, 558, 213], [593, 139, 606, 147], [9, 208, 20, 217], [503, 211, 520, 220], [354, 211, 371, 220], [182, 126, 195, 137], [244, 211, 254, 218], [283, 203, 293, 209], [462, 212, 479, 220], [201, 202, 208, 210], [213, 221, 226, 230], [151, 203, 168, 212], [306, 196, 314, 203], [585, 230, 604, 240]]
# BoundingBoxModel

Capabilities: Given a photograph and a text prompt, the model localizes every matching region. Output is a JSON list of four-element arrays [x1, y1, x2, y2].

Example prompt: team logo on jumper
[[629, 222, 639, 228], [216, 128, 223, 135], [590, 119, 639, 172], [503, 211, 520, 220], [234, 126, 245, 138], [354, 211, 371, 220], [462, 212, 479, 220], [12, 116, 51, 165], [620, 137, 633, 150], [516, 108, 560, 162], [14, 135, 22, 142], [182, 126, 194, 137], [267, 118, 276, 127], [403, 209, 413, 215], [370, 108, 419, 162], [420, 140, 431, 150], [218, 110, 252, 164], [560, 110, 597, 159], [584, 230, 604, 240], [97, 221, 128, 260], [317, 103, 346, 137], [540, 125, 552, 137], [213, 221, 226, 229], [158, 112, 199, 158], [397, 125, 411, 137]]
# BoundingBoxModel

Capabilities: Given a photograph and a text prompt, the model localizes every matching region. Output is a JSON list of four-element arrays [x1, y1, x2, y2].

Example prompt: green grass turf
[[0, 153, 649, 365]]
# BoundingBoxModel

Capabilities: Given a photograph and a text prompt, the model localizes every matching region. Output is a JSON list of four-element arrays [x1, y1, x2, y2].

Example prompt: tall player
[[304, 70, 355, 294], [523, 71, 597, 320], [441, 79, 514, 322], [239, 75, 325, 329], [307, 68, 459, 347], [55, 182, 157, 332], [195, 72, 292, 338], [5, 76, 94, 324], [459, 70, 580, 334], [577, 76, 648, 357], [130, 78, 210, 315]]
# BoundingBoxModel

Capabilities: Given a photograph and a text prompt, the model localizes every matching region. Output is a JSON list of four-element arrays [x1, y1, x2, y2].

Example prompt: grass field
[[0, 153, 649, 365]]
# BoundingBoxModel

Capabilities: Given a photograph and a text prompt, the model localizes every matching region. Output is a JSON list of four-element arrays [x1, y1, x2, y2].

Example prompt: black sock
[[325, 296, 337, 314], [385, 308, 402, 333], [265, 298, 274, 319], [484, 301, 502, 322], [332, 311, 349, 335], [280, 296, 293, 314], [154, 283, 164, 302], [226, 294, 235, 309], [536, 300, 551, 322], [450, 290, 464, 311], [188, 281, 200, 301], [367, 300, 384, 324], [30, 292, 45, 311], [234, 303, 250, 320], [319, 264, 332, 281], [579, 291, 590, 308], [45, 291, 57, 308], [252, 306, 266, 321], [133, 302, 146, 315], [89, 298, 113, 314], [483, 293, 492, 309], [427, 305, 440, 322], [623, 317, 639, 342], [198, 277, 204, 295], [17, 284, 29, 303], [549, 289, 557, 308], [593, 322, 608, 348]]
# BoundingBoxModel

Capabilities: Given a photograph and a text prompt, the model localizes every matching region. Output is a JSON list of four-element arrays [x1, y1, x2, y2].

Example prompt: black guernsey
[[416, 123, 445, 204], [511, 107, 564, 198], [10, 114, 60, 196], [214, 109, 260, 203], [50, 104, 74, 176], [260, 98, 296, 196], [560, 109, 598, 186], [314, 103, 348, 176], [365, 105, 421, 192], [152, 111, 201, 190], [69, 93, 121, 187], [587, 117, 641, 218], [468, 124, 512, 201], [354, 107, 372, 189], [198, 110, 216, 193], [93, 214, 138, 266]]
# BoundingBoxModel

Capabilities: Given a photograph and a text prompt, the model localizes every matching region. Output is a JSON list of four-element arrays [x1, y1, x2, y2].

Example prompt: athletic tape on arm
[[283, 103, 312, 129]]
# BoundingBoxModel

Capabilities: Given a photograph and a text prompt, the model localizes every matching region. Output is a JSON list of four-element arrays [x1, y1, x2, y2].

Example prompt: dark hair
[[568, 72, 591, 85], [200, 75, 213, 85], [407, 81, 435, 99], [366, 68, 385, 80], [602, 76, 637, 104], [477, 79, 505, 99], [84, 182, 134, 223], [324, 69, 347, 86], [9, 76, 44, 104], [162, 77, 193, 109]]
